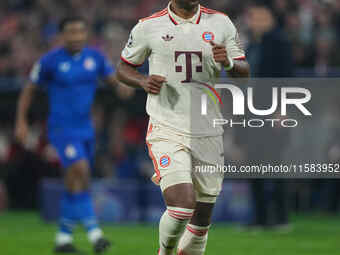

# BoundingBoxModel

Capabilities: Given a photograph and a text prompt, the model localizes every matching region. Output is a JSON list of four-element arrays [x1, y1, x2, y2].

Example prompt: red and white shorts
[[146, 121, 224, 203]]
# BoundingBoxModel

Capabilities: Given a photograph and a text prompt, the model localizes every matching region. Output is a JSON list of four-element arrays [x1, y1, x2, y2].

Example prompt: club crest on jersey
[[162, 34, 174, 42], [160, 155, 171, 168], [202, 32, 215, 42], [84, 57, 96, 71], [59, 62, 70, 72], [65, 145, 77, 159]]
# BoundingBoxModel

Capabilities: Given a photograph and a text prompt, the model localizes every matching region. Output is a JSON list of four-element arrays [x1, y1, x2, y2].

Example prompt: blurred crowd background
[[1, 0, 340, 225], [1, 0, 340, 78]]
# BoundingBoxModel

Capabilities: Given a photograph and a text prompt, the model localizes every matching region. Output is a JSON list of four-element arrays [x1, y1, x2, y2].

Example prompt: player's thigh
[[146, 126, 195, 207], [154, 145, 196, 208], [192, 136, 224, 203], [50, 138, 91, 178], [150, 141, 196, 208], [146, 125, 192, 189]]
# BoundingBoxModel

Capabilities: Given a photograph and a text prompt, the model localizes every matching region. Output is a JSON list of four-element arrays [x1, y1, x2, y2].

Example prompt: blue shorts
[[50, 137, 96, 170]]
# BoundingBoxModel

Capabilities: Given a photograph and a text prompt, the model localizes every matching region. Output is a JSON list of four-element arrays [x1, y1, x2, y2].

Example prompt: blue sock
[[75, 191, 100, 233], [58, 191, 102, 245], [59, 192, 77, 236]]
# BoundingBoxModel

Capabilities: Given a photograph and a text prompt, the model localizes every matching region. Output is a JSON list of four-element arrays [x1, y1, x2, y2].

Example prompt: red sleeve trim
[[140, 9, 168, 22], [233, 56, 246, 60], [201, 6, 227, 16], [120, 56, 143, 67]]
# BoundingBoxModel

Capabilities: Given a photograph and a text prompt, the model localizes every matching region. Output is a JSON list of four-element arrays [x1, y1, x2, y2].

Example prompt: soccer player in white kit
[[117, 1, 250, 254]]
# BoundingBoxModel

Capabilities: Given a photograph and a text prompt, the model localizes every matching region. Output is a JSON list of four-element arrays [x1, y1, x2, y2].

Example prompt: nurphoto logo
[[201, 83, 312, 128]]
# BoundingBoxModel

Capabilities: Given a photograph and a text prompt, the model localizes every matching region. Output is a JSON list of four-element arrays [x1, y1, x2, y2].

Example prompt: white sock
[[159, 207, 194, 255], [88, 228, 103, 244], [56, 232, 73, 246], [177, 224, 210, 255]]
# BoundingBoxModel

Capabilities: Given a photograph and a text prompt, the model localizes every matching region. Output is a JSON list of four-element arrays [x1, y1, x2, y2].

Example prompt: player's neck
[[64, 47, 83, 56], [170, 1, 199, 20]]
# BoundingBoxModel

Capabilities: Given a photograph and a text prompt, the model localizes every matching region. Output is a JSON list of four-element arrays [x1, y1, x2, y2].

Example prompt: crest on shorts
[[59, 62, 70, 72], [84, 57, 96, 71], [65, 145, 77, 159], [160, 155, 171, 168], [202, 32, 215, 42]]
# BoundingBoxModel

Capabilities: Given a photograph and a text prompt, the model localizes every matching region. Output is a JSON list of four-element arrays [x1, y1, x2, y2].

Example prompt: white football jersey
[[121, 3, 245, 137]]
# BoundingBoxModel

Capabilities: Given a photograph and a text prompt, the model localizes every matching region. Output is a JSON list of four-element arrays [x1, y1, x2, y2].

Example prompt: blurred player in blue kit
[[15, 17, 118, 254]]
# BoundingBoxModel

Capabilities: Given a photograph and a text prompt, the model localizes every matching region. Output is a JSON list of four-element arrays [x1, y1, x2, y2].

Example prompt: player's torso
[[148, 17, 225, 83], [144, 14, 226, 136], [50, 49, 99, 90], [46, 49, 99, 138]]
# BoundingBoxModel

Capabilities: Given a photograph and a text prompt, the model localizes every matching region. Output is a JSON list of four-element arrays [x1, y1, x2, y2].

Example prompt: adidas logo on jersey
[[162, 34, 174, 41]]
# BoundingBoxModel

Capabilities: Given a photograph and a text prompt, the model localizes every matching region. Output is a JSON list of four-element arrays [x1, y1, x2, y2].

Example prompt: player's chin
[[181, 0, 199, 10], [68, 42, 85, 52]]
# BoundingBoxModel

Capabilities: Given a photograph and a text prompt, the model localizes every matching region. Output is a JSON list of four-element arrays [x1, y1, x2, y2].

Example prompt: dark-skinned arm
[[210, 41, 250, 78], [15, 83, 36, 144], [116, 61, 165, 95], [227, 60, 250, 78], [103, 74, 133, 89]]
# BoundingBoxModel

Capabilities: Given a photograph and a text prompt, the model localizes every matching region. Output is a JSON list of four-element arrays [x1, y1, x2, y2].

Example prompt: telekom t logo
[[174, 51, 223, 105], [201, 84, 312, 116], [175, 51, 203, 83]]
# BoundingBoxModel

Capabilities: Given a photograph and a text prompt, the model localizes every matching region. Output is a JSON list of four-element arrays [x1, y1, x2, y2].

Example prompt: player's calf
[[159, 206, 194, 255], [159, 183, 196, 255], [189, 202, 215, 227], [56, 160, 109, 251], [177, 202, 216, 255], [177, 224, 210, 255]]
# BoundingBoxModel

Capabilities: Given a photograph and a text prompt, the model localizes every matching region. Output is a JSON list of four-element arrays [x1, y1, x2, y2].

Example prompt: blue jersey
[[30, 47, 114, 140]]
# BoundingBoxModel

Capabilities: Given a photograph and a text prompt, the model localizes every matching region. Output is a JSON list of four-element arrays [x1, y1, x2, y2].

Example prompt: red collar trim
[[169, 13, 178, 25], [196, 8, 202, 24], [168, 6, 202, 25]]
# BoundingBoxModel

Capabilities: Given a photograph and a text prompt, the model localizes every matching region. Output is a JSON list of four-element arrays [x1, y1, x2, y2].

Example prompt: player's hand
[[140, 75, 166, 95], [210, 41, 231, 67], [14, 120, 29, 145]]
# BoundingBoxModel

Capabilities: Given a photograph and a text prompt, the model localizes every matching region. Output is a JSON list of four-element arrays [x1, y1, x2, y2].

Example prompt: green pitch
[[0, 212, 339, 255]]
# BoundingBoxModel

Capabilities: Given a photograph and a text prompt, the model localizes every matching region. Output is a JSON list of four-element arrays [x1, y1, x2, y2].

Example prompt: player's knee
[[169, 191, 196, 209], [70, 160, 90, 178], [166, 196, 196, 210], [182, 197, 196, 210], [190, 202, 215, 227], [170, 196, 196, 210], [65, 160, 90, 191], [163, 183, 196, 209], [191, 212, 212, 227]]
